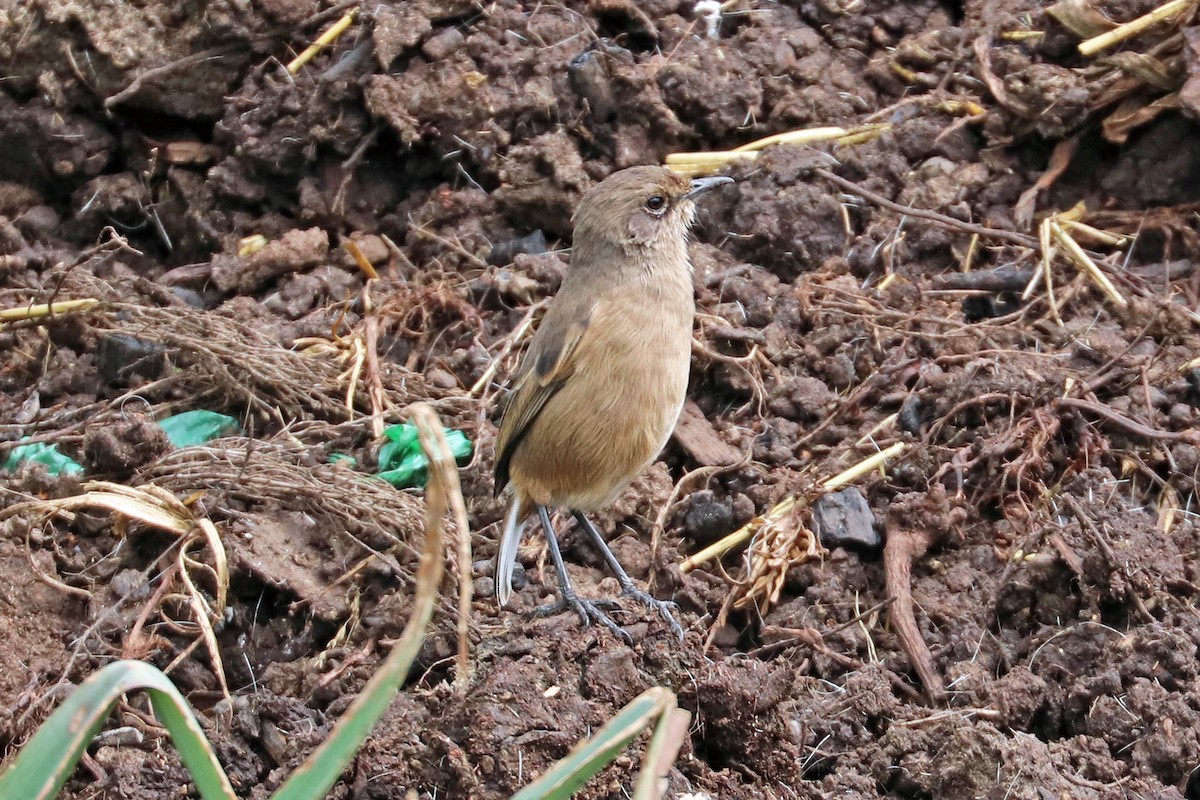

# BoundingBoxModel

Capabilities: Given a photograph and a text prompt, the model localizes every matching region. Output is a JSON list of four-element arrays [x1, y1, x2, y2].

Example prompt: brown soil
[[3, 0, 1200, 798]]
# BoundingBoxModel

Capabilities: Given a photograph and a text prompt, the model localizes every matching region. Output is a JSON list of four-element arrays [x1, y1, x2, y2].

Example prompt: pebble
[[813, 488, 880, 550]]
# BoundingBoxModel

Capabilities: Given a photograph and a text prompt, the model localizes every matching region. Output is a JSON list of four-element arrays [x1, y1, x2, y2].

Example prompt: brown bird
[[493, 165, 732, 640]]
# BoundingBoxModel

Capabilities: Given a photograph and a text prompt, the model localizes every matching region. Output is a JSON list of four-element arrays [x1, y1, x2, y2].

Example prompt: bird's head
[[572, 166, 732, 256]]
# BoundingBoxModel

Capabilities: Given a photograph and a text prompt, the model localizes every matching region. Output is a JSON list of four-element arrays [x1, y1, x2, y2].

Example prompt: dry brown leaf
[[1102, 90, 1182, 141], [1047, 0, 1117, 38]]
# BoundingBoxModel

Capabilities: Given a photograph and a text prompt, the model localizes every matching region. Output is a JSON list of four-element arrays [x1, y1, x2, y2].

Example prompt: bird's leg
[[533, 505, 631, 643], [572, 511, 685, 640]]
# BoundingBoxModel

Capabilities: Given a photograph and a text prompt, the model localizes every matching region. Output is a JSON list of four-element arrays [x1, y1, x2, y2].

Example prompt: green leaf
[[0, 660, 236, 800], [511, 687, 677, 800]]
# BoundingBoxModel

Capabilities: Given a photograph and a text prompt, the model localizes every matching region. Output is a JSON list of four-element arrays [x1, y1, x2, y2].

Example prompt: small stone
[[96, 333, 168, 385], [170, 286, 211, 308], [731, 493, 755, 525], [1186, 369, 1200, 406], [813, 487, 880, 550], [510, 562, 527, 591], [898, 395, 925, 433], [1169, 403, 1197, 427], [261, 720, 289, 765]]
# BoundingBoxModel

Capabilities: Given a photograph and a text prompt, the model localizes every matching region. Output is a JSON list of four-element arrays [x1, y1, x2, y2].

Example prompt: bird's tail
[[495, 495, 528, 607]]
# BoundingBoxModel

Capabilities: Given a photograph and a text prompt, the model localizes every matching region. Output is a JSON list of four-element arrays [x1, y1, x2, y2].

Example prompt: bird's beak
[[684, 175, 734, 200]]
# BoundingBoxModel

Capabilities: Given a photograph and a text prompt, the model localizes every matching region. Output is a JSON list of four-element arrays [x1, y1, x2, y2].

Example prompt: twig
[[468, 299, 548, 397], [815, 168, 1040, 249], [894, 707, 1002, 727], [884, 522, 944, 700], [1078, 0, 1198, 56], [1059, 397, 1200, 443], [105, 46, 241, 109]]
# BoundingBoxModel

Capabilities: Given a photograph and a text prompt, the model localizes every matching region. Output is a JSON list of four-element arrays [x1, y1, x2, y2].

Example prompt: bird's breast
[[509, 282, 694, 509]]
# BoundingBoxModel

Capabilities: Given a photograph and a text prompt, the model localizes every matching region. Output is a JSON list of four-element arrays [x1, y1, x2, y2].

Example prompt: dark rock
[[813, 488, 880, 550], [96, 334, 168, 386], [509, 561, 527, 591], [898, 395, 925, 434]]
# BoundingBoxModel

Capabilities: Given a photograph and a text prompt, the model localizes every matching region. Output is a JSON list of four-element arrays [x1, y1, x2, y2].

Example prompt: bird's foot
[[535, 592, 631, 644], [622, 587, 685, 641]]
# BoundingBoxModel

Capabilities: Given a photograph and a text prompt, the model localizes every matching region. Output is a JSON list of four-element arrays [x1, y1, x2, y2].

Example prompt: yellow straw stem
[[0, 298, 99, 323], [821, 442, 906, 492], [287, 10, 358, 74], [1050, 221, 1128, 307], [666, 125, 890, 176], [1078, 0, 1197, 56], [342, 239, 379, 280], [731, 127, 850, 151], [1057, 219, 1129, 247], [664, 151, 758, 166]]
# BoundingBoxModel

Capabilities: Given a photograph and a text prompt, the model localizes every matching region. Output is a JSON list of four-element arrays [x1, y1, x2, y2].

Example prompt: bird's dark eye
[[645, 195, 666, 213]]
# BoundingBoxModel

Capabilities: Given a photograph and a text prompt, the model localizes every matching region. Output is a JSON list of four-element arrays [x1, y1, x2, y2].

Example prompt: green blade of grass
[[271, 403, 449, 800], [0, 659, 237, 800], [633, 704, 690, 800], [511, 687, 679, 800]]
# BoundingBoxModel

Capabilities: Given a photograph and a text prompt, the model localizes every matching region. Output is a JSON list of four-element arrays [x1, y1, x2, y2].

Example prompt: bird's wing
[[493, 306, 593, 495]]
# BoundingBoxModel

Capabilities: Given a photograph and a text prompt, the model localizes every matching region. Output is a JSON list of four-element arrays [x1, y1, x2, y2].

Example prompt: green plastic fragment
[[157, 410, 241, 448], [0, 441, 84, 476], [1, 410, 239, 478], [375, 423, 471, 488], [328, 453, 357, 467]]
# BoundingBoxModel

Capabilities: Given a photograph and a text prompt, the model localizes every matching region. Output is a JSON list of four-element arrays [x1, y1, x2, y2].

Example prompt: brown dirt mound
[[3, 0, 1200, 798]]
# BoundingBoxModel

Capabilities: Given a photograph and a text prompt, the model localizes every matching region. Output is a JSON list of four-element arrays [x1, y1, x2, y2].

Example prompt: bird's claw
[[535, 593, 632, 643], [622, 587, 685, 641]]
